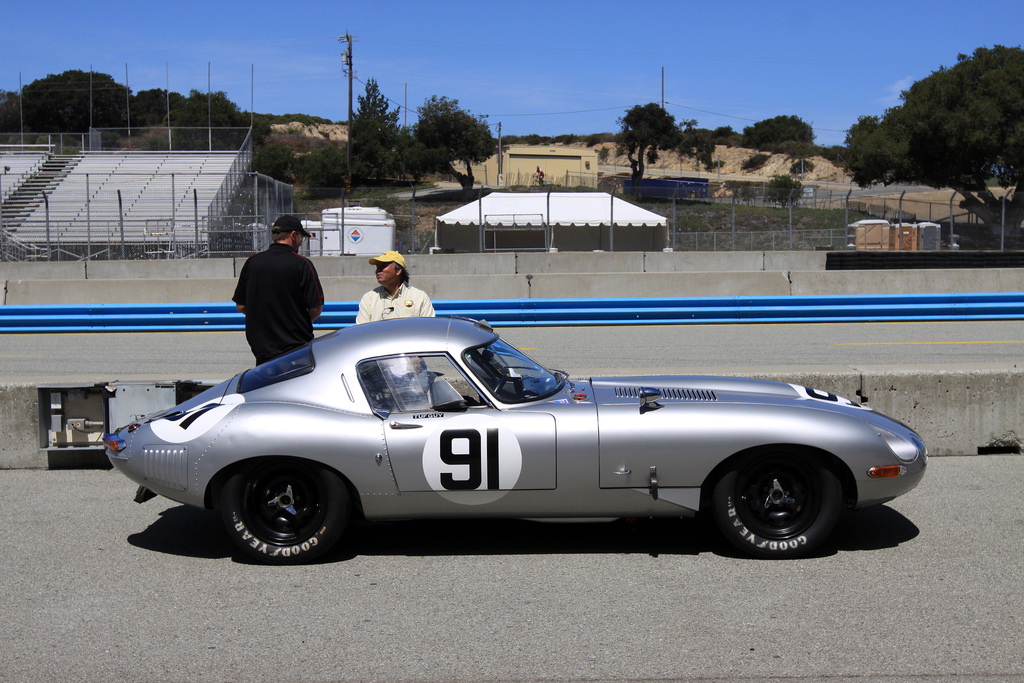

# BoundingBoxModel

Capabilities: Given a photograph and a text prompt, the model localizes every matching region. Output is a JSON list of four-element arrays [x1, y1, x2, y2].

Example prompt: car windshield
[[462, 339, 565, 403]]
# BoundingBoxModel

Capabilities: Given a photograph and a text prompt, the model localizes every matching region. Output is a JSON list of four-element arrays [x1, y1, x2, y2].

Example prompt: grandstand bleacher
[[1, 151, 49, 202], [2, 150, 238, 244]]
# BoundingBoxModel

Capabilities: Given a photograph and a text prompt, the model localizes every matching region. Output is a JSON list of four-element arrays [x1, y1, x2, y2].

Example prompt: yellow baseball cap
[[369, 250, 406, 268]]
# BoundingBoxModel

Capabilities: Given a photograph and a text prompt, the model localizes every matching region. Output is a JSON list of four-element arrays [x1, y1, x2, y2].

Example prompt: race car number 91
[[422, 416, 523, 494]]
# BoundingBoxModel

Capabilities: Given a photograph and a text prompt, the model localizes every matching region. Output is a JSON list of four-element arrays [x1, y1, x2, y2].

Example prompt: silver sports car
[[105, 317, 926, 563]]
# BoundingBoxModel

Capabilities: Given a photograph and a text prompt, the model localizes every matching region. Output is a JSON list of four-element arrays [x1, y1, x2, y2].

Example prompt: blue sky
[[3, 0, 1022, 146]]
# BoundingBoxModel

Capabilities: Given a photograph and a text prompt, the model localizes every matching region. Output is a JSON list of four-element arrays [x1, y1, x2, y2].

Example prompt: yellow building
[[473, 145, 599, 187]]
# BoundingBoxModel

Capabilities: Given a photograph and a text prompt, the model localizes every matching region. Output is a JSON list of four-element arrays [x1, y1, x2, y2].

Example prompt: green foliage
[[259, 113, 335, 126], [616, 103, 681, 188], [297, 146, 348, 188], [678, 125, 715, 170], [743, 115, 815, 149], [712, 126, 739, 143], [741, 153, 770, 171], [789, 158, 814, 175], [253, 143, 297, 182], [0, 90, 19, 131], [845, 45, 1024, 227], [20, 70, 126, 132], [169, 89, 248, 128], [765, 174, 803, 207], [350, 78, 404, 183], [132, 88, 185, 127], [584, 132, 615, 146], [414, 95, 495, 190], [250, 117, 273, 147]]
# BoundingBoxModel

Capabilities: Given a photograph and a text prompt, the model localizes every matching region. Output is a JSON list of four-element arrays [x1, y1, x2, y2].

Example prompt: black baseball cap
[[271, 215, 310, 237]]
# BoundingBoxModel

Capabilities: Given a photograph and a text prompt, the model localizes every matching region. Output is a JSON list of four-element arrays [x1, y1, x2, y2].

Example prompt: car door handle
[[389, 421, 423, 430]]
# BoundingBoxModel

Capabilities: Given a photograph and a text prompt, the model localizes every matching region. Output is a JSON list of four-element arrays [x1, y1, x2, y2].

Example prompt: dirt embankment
[[270, 121, 851, 184], [591, 142, 851, 183]]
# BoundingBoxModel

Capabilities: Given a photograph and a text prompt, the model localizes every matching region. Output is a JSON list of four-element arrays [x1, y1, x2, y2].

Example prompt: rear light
[[103, 433, 126, 452], [868, 465, 906, 479]]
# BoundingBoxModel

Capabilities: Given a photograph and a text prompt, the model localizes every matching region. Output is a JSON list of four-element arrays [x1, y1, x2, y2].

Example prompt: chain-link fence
[[4, 142, 1020, 259]]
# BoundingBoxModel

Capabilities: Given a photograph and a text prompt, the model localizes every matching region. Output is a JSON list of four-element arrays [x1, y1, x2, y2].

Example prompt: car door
[[358, 354, 557, 496]]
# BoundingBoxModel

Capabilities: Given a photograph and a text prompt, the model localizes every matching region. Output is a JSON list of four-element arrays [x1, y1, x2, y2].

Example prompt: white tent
[[436, 192, 666, 227], [434, 192, 668, 252]]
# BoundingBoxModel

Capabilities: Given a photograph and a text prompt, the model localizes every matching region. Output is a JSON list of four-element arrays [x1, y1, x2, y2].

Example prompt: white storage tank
[[318, 207, 396, 256]]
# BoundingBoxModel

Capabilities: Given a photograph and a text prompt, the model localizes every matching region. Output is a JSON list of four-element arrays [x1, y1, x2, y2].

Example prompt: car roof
[[312, 316, 498, 366]]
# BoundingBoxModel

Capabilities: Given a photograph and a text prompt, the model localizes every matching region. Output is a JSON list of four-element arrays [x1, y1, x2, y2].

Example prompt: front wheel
[[712, 451, 841, 559], [220, 459, 350, 564]]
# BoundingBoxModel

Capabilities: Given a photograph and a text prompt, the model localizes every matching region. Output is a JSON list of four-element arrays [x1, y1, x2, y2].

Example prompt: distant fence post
[[43, 191, 51, 261], [193, 189, 199, 257], [788, 189, 795, 250], [86, 174, 92, 261], [609, 190, 614, 252], [117, 189, 125, 260]]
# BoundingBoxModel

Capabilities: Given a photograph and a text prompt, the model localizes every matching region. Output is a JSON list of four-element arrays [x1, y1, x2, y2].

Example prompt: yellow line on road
[[836, 340, 1024, 346]]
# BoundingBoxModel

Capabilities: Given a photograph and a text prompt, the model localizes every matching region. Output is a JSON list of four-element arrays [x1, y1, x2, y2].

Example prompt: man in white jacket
[[355, 250, 435, 324]]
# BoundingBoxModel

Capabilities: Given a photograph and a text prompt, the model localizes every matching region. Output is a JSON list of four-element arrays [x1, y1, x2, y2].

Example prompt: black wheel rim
[[241, 461, 327, 545], [735, 456, 820, 539]]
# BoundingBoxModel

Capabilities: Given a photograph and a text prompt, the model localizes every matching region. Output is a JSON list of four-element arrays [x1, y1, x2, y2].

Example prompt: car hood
[[588, 375, 870, 416]]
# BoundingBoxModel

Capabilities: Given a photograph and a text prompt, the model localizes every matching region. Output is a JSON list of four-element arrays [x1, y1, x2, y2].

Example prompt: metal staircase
[[0, 154, 82, 230]]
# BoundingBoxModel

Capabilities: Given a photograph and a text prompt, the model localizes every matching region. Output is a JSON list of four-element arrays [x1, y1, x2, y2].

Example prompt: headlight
[[877, 427, 926, 463]]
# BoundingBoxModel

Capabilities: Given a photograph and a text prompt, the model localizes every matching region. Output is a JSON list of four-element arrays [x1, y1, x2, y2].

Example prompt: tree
[[616, 103, 680, 188], [350, 78, 403, 182], [20, 70, 126, 132], [678, 124, 715, 171], [132, 88, 185, 127], [298, 146, 348, 188], [167, 89, 249, 150], [0, 90, 20, 132], [169, 89, 248, 128], [414, 96, 495, 191], [743, 115, 814, 149], [253, 143, 296, 182], [846, 45, 1024, 228], [765, 174, 803, 208]]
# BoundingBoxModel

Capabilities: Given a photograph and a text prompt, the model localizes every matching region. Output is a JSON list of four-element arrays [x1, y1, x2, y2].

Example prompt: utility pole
[[339, 32, 354, 189]]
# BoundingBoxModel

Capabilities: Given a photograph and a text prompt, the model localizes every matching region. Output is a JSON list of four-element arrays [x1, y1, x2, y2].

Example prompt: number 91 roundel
[[422, 415, 523, 505]]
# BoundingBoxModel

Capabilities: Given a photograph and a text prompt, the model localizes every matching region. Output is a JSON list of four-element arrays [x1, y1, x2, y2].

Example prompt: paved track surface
[[1, 456, 1022, 682], [4, 320, 1024, 381]]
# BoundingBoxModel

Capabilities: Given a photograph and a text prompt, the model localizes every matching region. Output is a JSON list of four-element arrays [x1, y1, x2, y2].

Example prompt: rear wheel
[[220, 459, 350, 564], [712, 451, 841, 559]]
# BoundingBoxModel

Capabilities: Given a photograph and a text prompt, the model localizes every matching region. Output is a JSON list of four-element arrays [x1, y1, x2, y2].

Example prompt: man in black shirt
[[232, 215, 325, 365]]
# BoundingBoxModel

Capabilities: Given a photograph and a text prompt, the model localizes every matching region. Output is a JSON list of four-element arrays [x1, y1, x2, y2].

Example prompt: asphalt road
[[3, 319, 1024, 381], [1, 456, 1022, 682]]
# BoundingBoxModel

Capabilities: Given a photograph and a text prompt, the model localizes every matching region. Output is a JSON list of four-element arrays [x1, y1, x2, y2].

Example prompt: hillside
[[269, 121, 852, 184]]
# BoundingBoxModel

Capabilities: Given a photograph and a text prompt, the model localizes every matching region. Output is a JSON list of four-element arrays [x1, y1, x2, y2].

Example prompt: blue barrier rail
[[3, 293, 1024, 333]]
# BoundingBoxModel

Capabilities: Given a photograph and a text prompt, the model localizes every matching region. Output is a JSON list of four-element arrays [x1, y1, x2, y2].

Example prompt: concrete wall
[[6, 250, 1024, 305], [4, 250, 826, 282]]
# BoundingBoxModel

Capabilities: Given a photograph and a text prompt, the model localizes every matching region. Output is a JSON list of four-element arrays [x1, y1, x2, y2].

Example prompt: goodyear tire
[[220, 459, 350, 564], [712, 451, 842, 559]]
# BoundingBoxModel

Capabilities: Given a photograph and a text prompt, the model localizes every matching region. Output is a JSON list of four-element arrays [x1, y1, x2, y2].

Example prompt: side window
[[357, 355, 486, 414]]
